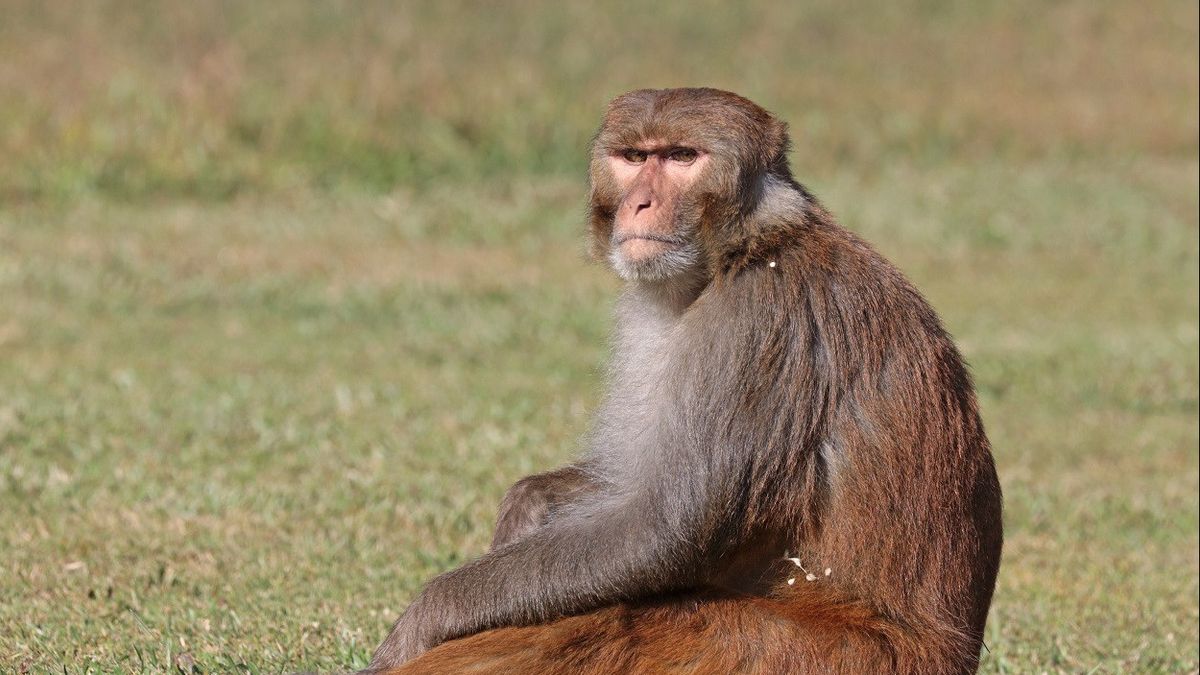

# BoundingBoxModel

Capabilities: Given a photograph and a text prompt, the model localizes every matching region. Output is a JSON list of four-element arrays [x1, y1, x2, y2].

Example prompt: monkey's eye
[[668, 148, 699, 164], [622, 149, 648, 164]]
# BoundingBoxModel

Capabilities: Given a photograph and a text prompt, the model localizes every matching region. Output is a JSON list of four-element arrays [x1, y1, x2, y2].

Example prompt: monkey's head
[[588, 88, 792, 283]]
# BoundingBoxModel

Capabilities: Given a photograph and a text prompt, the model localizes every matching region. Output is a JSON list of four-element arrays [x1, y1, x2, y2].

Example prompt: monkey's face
[[588, 88, 792, 284], [603, 142, 710, 281]]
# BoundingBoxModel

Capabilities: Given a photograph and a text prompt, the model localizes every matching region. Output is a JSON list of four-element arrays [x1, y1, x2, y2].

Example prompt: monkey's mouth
[[614, 233, 685, 247]]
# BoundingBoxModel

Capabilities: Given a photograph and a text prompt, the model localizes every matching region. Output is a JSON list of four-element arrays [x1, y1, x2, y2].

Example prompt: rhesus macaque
[[361, 88, 1002, 674]]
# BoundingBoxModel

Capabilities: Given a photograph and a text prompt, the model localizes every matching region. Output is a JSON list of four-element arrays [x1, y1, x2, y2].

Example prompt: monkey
[[360, 87, 1003, 675]]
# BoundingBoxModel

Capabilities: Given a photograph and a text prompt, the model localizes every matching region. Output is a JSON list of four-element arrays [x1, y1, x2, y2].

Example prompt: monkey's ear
[[586, 198, 616, 262], [763, 118, 792, 177]]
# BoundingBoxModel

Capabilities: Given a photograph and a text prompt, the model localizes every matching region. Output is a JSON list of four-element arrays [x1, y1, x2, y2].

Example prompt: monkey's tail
[[375, 588, 976, 675]]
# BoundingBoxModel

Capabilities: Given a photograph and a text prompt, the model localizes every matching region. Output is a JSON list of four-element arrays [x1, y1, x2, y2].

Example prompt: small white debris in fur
[[768, 261, 777, 268], [784, 552, 829, 584]]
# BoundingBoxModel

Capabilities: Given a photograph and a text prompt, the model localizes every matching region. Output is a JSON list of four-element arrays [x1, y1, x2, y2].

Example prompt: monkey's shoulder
[[712, 223, 947, 342], [716, 220, 870, 287]]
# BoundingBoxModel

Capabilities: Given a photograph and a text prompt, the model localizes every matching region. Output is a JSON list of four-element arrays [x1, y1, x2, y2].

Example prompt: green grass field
[[1, 2, 1197, 672]]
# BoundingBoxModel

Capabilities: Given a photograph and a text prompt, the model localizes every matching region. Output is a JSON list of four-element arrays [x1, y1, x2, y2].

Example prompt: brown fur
[[381, 591, 970, 675], [362, 88, 1002, 674]]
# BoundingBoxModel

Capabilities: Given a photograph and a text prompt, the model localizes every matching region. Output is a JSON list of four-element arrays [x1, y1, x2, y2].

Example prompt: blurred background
[[0, 1, 1196, 672]]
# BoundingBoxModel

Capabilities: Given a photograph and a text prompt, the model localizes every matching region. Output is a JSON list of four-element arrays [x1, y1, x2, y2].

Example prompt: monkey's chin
[[608, 242, 700, 282], [619, 238, 674, 260]]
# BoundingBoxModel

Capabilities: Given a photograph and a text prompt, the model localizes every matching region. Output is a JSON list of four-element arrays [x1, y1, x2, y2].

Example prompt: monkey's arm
[[490, 465, 599, 550], [367, 479, 713, 668]]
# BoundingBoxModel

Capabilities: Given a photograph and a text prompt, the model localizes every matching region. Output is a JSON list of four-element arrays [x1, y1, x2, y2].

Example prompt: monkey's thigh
[[383, 595, 819, 675]]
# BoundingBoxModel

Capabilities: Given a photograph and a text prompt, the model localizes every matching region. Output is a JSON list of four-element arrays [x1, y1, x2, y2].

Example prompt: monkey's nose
[[634, 198, 653, 216]]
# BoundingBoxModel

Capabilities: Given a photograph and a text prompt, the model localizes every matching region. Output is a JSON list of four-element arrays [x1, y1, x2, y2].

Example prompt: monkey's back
[[762, 215, 1003, 644], [686, 209, 1004, 667]]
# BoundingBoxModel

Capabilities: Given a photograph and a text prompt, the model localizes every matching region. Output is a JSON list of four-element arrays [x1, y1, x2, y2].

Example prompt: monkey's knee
[[490, 477, 554, 549]]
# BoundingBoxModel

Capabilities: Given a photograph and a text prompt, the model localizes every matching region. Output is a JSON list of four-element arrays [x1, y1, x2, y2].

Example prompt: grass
[[1, 1, 1197, 673]]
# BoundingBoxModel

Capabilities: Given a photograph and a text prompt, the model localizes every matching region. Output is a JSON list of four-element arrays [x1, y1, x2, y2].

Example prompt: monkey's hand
[[367, 483, 713, 671], [364, 593, 439, 669], [491, 465, 595, 550], [365, 467, 601, 670]]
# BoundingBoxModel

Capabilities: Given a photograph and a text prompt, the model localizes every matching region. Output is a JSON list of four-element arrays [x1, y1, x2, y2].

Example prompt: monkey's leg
[[490, 465, 598, 550], [372, 591, 975, 675]]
